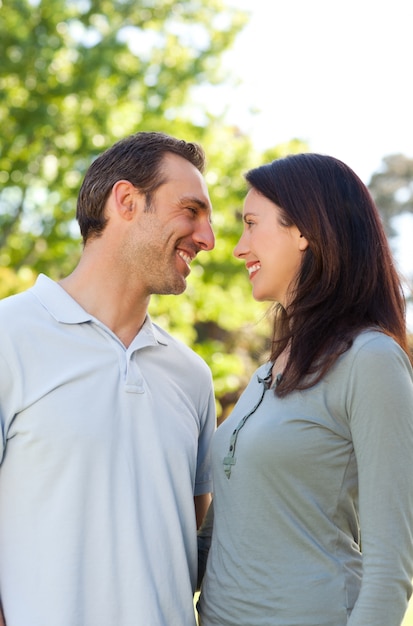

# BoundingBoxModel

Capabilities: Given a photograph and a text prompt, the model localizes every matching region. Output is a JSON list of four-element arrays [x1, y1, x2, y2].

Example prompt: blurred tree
[[0, 0, 306, 417], [0, 0, 247, 279], [368, 153, 413, 338], [368, 153, 413, 236]]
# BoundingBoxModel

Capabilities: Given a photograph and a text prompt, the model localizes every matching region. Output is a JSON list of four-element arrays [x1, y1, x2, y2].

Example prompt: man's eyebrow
[[180, 195, 213, 220], [180, 196, 209, 210]]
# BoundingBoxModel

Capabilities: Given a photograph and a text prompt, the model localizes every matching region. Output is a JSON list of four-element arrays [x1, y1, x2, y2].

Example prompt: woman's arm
[[347, 337, 413, 625]]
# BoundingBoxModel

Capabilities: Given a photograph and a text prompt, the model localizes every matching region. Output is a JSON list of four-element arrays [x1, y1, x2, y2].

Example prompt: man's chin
[[171, 282, 186, 295], [155, 277, 187, 296], [172, 271, 188, 294]]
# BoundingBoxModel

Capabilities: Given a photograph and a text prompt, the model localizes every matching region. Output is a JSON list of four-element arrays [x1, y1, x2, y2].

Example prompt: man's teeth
[[248, 263, 261, 275], [178, 251, 192, 264]]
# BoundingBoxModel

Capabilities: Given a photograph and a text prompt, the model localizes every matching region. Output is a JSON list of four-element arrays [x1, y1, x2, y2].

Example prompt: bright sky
[[217, 0, 413, 326], [222, 0, 413, 185]]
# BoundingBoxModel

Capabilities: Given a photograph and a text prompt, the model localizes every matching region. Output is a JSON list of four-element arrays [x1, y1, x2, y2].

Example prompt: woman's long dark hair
[[245, 153, 410, 396]]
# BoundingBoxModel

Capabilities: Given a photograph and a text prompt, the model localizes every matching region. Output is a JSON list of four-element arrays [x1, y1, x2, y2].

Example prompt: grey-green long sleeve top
[[198, 330, 413, 626]]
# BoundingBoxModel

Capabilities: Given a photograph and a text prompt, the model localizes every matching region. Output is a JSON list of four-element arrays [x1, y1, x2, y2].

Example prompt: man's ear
[[111, 180, 141, 221], [298, 233, 309, 251]]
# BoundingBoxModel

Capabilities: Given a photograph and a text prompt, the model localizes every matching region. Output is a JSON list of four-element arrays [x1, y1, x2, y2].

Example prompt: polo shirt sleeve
[[0, 351, 20, 464], [346, 335, 413, 626]]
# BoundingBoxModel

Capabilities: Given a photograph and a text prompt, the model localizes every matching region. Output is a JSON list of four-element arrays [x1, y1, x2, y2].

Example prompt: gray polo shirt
[[0, 274, 215, 626]]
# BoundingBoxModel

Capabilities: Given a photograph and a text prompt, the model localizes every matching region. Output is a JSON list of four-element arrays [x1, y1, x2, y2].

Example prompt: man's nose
[[195, 220, 215, 251]]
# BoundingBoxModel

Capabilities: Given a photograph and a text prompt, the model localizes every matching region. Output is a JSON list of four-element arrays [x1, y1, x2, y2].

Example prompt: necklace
[[223, 366, 282, 479]]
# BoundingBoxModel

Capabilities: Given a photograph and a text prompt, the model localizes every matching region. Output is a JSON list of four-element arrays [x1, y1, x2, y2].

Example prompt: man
[[0, 132, 216, 626]]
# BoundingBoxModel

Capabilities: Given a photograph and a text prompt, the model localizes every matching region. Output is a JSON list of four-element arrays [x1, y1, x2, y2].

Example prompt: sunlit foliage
[[0, 0, 306, 416]]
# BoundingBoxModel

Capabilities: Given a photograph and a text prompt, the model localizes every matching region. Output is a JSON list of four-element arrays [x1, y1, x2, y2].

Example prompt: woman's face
[[234, 188, 308, 305]]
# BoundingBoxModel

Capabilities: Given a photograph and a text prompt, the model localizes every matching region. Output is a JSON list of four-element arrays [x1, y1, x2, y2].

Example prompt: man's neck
[[59, 262, 150, 348]]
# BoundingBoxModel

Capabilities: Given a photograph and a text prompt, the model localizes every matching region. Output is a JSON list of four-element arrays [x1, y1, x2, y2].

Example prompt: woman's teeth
[[248, 263, 261, 275]]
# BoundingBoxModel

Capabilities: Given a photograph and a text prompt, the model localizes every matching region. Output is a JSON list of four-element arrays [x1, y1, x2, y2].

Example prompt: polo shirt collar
[[31, 274, 168, 346], [32, 274, 92, 323]]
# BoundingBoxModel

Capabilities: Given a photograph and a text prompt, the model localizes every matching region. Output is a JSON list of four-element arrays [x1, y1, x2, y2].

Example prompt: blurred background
[[1, 0, 412, 425]]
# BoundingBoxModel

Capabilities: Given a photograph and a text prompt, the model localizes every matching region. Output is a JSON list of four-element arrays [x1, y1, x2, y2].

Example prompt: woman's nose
[[233, 234, 247, 258]]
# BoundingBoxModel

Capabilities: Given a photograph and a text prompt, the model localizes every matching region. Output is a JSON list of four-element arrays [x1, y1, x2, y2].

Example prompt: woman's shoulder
[[352, 328, 404, 355], [343, 328, 412, 375]]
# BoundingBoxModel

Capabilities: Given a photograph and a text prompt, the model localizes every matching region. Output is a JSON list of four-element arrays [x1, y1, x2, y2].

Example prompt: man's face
[[124, 152, 215, 296]]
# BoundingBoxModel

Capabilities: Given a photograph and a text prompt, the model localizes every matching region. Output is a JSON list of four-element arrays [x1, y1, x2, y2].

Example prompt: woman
[[198, 154, 413, 626]]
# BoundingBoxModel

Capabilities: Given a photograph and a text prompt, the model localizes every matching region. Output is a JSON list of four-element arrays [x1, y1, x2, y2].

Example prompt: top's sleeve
[[194, 372, 216, 497], [346, 335, 413, 626]]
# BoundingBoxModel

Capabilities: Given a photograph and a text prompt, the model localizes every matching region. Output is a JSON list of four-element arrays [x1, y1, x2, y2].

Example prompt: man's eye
[[187, 207, 198, 215]]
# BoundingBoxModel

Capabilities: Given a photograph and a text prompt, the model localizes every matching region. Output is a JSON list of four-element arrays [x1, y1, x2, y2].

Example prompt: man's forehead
[[157, 154, 211, 212], [162, 151, 202, 172]]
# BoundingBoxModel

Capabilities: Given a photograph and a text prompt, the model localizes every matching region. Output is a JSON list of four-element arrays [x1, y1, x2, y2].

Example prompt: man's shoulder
[[152, 321, 211, 371], [0, 287, 35, 317], [0, 275, 57, 340]]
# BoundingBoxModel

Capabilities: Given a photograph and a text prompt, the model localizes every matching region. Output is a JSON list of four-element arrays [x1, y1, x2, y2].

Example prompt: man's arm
[[194, 492, 211, 530], [0, 604, 5, 626], [196, 497, 214, 590]]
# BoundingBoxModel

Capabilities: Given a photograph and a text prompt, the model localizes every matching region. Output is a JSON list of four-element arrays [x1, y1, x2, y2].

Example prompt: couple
[[0, 131, 412, 626]]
